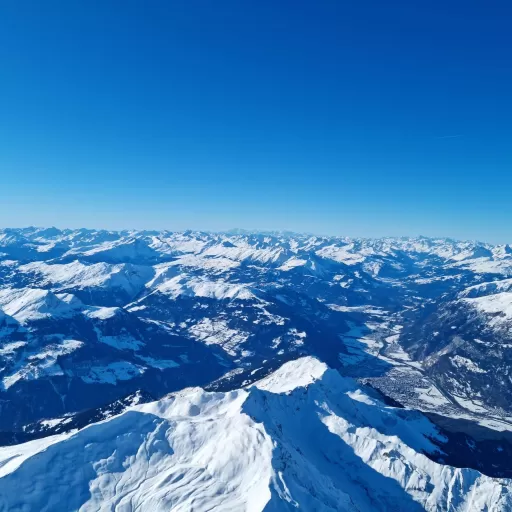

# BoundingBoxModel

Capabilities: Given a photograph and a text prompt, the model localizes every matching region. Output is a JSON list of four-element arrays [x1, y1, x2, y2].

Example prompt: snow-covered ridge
[[0, 287, 132, 324], [2, 227, 511, 265], [18, 260, 154, 294], [254, 356, 328, 392], [464, 292, 512, 325], [0, 288, 83, 323], [2, 339, 83, 390], [152, 274, 257, 301], [460, 277, 512, 298], [0, 357, 509, 511]]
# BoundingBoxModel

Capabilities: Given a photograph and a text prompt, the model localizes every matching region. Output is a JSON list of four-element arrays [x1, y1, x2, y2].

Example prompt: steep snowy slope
[[0, 357, 509, 512]]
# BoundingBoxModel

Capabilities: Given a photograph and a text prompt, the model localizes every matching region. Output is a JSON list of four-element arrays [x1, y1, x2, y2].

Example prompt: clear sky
[[1, 1, 511, 242]]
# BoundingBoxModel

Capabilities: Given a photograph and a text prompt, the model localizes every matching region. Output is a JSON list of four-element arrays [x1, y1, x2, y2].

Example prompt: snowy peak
[[1, 357, 510, 511], [253, 356, 328, 393]]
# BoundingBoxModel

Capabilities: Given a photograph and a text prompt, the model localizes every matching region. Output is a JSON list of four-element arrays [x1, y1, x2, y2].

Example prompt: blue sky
[[1, 1, 511, 242]]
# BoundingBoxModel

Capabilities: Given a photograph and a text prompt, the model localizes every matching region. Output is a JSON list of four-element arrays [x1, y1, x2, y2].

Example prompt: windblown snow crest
[[0, 357, 509, 512]]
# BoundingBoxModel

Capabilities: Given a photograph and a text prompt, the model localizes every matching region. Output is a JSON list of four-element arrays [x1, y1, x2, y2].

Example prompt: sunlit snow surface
[[1, 357, 510, 512]]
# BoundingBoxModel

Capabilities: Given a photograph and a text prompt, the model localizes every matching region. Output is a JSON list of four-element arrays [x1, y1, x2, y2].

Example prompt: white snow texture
[[0, 357, 509, 512]]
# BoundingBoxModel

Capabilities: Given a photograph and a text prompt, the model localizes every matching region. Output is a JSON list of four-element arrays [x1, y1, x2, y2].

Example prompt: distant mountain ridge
[[1, 227, 512, 426]]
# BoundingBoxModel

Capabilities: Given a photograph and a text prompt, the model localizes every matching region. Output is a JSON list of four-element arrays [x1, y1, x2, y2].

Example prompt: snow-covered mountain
[[2, 227, 512, 510], [399, 276, 512, 414], [1, 357, 511, 512]]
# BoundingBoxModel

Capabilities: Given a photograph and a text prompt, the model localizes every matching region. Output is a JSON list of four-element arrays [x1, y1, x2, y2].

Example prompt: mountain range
[[1, 227, 512, 511]]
